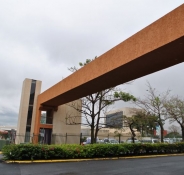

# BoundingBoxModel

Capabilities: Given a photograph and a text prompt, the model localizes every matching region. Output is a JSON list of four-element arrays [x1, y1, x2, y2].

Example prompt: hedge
[[2, 143, 184, 160]]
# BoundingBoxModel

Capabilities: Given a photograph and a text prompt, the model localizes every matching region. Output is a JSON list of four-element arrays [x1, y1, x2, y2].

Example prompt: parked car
[[97, 139, 104, 144], [109, 139, 119, 144], [141, 139, 160, 144], [163, 138, 173, 144], [126, 140, 141, 143], [126, 138, 137, 141], [103, 138, 119, 144], [126, 138, 140, 143], [82, 137, 99, 145], [168, 138, 182, 143]]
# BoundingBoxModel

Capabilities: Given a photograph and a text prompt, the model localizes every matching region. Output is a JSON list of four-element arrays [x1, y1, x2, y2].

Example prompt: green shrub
[[2, 142, 184, 160]]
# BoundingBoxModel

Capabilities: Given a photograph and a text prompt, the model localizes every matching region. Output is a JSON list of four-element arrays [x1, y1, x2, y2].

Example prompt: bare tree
[[66, 58, 136, 144], [164, 97, 184, 141], [168, 125, 180, 134], [135, 82, 170, 142]]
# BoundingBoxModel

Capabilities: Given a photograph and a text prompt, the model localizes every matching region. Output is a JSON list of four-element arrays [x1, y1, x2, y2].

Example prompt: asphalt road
[[0, 155, 184, 175]]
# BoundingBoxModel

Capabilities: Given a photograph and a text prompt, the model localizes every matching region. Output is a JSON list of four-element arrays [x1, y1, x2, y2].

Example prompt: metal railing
[[13, 133, 131, 145]]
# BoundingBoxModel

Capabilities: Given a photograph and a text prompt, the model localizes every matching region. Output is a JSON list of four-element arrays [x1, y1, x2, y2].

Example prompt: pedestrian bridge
[[34, 4, 184, 136], [38, 4, 184, 107]]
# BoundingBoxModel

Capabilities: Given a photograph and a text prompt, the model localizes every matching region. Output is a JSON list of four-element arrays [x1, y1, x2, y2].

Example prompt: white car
[[141, 139, 160, 144], [163, 138, 173, 144], [82, 137, 99, 145], [126, 140, 141, 143]]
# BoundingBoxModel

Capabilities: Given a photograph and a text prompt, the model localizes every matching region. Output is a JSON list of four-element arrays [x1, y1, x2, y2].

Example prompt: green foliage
[[81, 137, 87, 142], [114, 92, 136, 102], [79, 59, 92, 66], [132, 112, 157, 137], [165, 132, 181, 138], [2, 142, 184, 160]]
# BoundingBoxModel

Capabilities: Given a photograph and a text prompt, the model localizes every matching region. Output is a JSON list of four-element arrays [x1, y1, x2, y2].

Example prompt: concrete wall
[[106, 107, 140, 117], [52, 99, 82, 144], [16, 79, 41, 144], [16, 79, 32, 144], [81, 126, 141, 142]]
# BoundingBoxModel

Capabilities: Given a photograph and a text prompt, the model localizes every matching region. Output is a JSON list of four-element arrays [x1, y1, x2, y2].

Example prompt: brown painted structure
[[34, 4, 184, 139]]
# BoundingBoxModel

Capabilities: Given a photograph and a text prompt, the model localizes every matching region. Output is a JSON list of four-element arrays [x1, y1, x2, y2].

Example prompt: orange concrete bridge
[[34, 4, 184, 136]]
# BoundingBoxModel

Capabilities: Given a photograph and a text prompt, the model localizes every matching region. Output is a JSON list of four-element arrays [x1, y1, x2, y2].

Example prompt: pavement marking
[[5, 153, 184, 164]]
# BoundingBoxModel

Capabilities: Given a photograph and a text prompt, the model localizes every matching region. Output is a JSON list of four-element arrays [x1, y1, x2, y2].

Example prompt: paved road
[[0, 156, 184, 175]]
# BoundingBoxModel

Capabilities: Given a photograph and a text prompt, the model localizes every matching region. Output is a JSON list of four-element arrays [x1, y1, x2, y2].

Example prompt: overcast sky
[[0, 0, 184, 129]]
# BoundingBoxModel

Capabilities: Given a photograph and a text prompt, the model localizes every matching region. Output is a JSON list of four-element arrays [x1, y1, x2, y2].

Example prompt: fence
[[15, 133, 82, 145], [4, 132, 182, 146], [83, 133, 131, 143], [0, 140, 10, 150], [14, 133, 132, 145]]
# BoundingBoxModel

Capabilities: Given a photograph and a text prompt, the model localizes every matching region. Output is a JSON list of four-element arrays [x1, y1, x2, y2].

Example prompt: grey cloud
[[0, 110, 18, 126]]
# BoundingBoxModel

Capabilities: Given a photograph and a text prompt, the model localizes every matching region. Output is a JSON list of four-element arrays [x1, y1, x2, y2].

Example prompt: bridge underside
[[41, 36, 184, 107]]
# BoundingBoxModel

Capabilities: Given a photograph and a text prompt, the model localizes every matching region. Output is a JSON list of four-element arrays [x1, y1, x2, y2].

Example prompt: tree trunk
[[91, 125, 95, 144], [94, 129, 98, 143], [181, 127, 184, 141], [91, 115, 95, 144], [160, 124, 164, 143], [130, 124, 136, 143]]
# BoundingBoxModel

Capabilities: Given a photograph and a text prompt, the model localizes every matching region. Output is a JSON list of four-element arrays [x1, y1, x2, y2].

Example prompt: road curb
[[4, 153, 184, 164]]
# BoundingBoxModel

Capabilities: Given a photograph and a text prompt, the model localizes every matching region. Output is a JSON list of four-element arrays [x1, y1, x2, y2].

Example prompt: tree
[[164, 125, 181, 138], [135, 82, 169, 142], [165, 132, 181, 138], [123, 115, 137, 143], [164, 97, 184, 141], [122, 110, 157, 143], [168, 125, 180, 134], [66, 58, 136, 144], [132, 111, 157, 137], [114, 127, 125, 143]]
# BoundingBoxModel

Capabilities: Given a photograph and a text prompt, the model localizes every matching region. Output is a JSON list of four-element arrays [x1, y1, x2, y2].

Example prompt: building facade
[[105, 107, 141, 127], [16, 78, 81, 144]]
